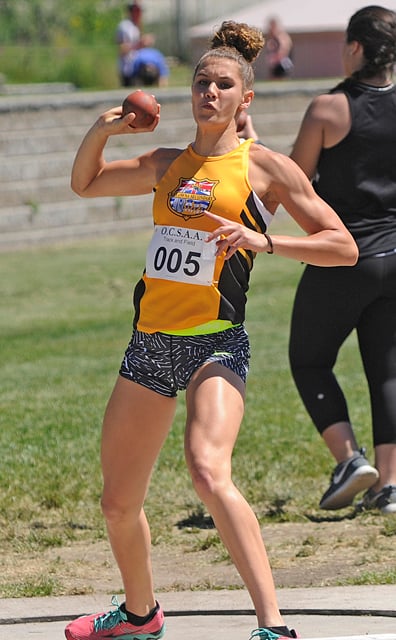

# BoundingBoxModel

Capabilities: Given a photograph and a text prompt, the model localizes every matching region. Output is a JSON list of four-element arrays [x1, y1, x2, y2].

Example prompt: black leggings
[[289, 252, 396, 446]]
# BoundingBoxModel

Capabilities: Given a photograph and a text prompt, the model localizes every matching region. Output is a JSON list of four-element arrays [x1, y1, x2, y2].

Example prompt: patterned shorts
[[119, 324, 250, 397]]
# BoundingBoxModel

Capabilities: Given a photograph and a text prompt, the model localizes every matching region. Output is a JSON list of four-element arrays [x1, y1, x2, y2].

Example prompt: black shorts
[[119, 325, 250, 397]]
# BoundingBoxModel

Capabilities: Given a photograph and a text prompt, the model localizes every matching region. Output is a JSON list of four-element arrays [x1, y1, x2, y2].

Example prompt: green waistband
[[165, 320, 239, 336]]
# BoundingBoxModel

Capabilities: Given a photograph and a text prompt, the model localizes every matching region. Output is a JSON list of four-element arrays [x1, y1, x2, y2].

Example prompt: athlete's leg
[[185, 362, 284, 628], [357, 291, 396, 490], [101, 375, 177, 615], [289, 264, 368, 461], [320, 422, 359, 462], [372, 444, 396, 490]]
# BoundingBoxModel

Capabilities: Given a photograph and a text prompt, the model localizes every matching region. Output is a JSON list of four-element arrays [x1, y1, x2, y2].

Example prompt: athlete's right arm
[[71, 106, 160, 198]]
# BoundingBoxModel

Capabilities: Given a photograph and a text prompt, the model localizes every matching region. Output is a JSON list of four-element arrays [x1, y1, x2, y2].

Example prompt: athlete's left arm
[[206, 148, 358, 266]]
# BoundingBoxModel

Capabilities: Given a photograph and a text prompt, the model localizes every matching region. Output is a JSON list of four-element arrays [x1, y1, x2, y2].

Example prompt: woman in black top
[[289, 5, 396, 514]]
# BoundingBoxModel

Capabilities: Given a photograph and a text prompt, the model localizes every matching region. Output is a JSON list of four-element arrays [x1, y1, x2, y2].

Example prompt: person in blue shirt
[[128, 34, 169, 87]]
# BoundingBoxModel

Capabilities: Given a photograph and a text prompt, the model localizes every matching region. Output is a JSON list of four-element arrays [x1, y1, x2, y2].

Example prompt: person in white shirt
[[116, 3, 142, 86]]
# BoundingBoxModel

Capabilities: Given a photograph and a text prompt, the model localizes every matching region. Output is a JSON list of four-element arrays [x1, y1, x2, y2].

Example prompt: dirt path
[[2, 516, 394, 597]]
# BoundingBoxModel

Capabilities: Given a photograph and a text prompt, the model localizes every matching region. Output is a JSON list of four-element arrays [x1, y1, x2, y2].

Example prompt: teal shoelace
[[94, 596, 126, 632], [250, 629, 282, 640]]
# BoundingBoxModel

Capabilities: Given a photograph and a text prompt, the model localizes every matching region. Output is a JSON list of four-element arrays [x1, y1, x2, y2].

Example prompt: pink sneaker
[[65, 596, 165, 640]]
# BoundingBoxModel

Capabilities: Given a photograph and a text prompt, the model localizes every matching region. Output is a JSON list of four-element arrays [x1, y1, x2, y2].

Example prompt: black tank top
[[313, 79, 396, 257]]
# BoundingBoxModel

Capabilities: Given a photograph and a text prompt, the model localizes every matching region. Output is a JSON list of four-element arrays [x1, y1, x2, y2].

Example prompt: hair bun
[[211, 20, 265, 63]]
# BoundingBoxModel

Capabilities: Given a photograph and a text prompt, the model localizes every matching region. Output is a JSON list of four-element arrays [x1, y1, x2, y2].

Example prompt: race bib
[[146, 225, 217, 286]]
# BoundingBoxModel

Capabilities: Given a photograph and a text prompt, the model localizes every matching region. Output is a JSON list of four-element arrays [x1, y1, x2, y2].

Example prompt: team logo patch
[[168, 178, 219, 221]]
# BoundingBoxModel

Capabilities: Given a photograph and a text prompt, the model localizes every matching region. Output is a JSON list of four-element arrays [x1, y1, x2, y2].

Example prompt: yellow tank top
[[133, 139, 273, 333]]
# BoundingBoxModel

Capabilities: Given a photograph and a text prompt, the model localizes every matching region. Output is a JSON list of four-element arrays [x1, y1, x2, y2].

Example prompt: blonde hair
[[194, 21, 265, 90]]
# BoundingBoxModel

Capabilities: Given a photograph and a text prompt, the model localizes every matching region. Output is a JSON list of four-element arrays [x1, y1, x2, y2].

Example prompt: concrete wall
[[0, 80, 333, 250], [288, 31, 345, 80]]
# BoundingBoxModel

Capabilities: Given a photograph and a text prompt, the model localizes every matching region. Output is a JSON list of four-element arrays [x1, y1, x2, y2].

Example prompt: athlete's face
[[191, 57, 252, 127]]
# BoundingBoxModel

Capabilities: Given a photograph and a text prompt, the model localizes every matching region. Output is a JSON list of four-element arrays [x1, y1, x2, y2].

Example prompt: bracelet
[[264, 232, 274, 254]]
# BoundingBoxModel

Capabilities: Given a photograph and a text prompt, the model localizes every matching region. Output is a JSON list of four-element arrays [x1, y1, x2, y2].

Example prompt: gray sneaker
[[358, 485, 396, 514], [320, 448, 379, 510]]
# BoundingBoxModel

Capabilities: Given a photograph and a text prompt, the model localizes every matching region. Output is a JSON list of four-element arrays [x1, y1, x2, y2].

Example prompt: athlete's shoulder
[[248, 142, 303, 205], [149, 147, 186, 186], [151, 146, 185, 163], [249, 141, 293, 172], [309, 91, 348, 118]]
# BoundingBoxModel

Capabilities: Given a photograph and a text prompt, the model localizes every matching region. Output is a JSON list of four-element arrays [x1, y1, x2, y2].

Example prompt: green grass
[[1, 44, 192, 90], [0, 223, 376, 592], [339, 568, 396, 586], [0, 3, 192, 89], [0, 576, 63, 599]]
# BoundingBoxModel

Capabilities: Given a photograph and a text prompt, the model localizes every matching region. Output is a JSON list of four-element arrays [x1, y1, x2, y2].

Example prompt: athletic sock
[[121, 601, 159, 626], [267, 626, 295, 638]]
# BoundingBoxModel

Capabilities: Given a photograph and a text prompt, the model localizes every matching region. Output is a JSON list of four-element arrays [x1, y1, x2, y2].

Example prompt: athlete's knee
[[288, 338, 308, 374], [188, 457, 227, 503], [101, 493, 126, 523], [288, 357, 309, 386], [100, 489, 141, 524]]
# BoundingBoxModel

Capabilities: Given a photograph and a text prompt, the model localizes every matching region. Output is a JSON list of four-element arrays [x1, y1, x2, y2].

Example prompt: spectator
[[264, 17, 293, 79], [116, 2, 143, 87], [128, 34, 169, 87]]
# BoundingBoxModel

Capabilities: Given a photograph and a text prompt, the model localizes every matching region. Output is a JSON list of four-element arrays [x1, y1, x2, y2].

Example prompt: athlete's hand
[[95, 105, 160, 136], [205, 211, 267, 258]]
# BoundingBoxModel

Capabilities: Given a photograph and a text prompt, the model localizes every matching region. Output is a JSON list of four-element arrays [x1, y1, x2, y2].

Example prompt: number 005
[[153, 247, 201, 276]]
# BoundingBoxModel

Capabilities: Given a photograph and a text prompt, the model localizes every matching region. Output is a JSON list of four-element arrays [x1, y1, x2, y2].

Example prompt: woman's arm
[[267, 153, 358, 265], [206, 149, 358, 267], [71, 105, 160, 198], [290, 93, 351, 179]]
